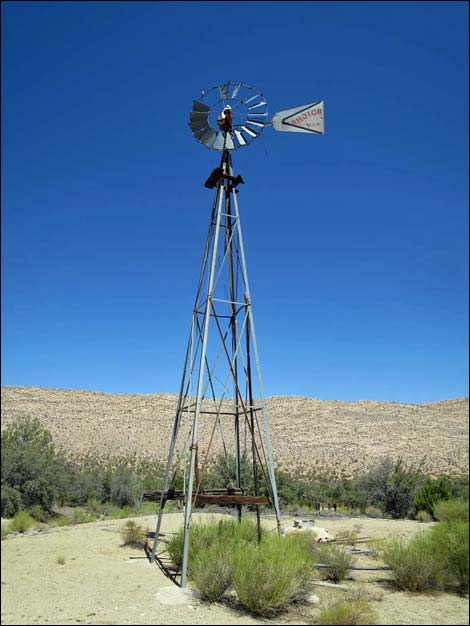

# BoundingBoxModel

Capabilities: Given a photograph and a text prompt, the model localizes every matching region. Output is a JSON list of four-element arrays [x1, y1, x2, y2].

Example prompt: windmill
[[147, 81, 324, 587]]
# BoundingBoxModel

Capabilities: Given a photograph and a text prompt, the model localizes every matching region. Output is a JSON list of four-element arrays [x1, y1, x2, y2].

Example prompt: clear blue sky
[[2, 1, 468, 403]]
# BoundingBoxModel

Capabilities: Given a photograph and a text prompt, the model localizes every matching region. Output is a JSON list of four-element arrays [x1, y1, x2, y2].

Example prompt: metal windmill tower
[[148, 82, 324, 587]]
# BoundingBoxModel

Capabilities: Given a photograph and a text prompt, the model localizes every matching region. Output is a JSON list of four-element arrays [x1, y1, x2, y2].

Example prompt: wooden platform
[[143, 488, 270, 507]]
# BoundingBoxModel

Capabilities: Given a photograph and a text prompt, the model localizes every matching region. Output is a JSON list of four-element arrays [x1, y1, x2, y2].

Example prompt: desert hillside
[[1, 386, 468, 477]]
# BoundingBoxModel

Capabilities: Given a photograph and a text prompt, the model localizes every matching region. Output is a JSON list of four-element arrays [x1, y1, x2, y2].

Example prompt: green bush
[[190, 543, 232, 602], [353, 457, 423, 519], [166, 518, 315, 614], [433, 499, 469, 523], [364, 505, 382, 518], [316, 543, 355, 583], [9, 511, 36, 533], [71, 509, 96, 525], [414, 476, 469, 518], [415, 510, 433, 523], [28, 504, 51, 523], [414, 476, 453, 517], [1, 525, 12, 540], [167, 527, 185, 569], [1, 485, 22, 518], [319, 599, 378, 625], [430, 522, 469, 594], [382, 532, 446, 592], [167, 517, 263, 571], [1, 417, 69, 512], [108, 466, 142, 508], [232, 532, 315, 616]]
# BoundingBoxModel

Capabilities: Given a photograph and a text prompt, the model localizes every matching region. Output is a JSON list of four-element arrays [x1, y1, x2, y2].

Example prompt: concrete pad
[[155, 585, 199, 606]]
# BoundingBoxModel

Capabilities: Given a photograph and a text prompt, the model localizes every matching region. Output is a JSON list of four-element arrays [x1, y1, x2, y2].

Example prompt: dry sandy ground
[[1, 513, 469, 626]]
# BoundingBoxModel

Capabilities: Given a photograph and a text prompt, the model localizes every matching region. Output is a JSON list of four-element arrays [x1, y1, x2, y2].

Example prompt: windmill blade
[[241, 125, 258, 138], [190, 111, 209, 122], [200, 128, 217, 148], [247, 101, 267, 110], [272, 100, 324, 134], [245, 120, 265, 128], [219, 83, 229, 100], [225, 134, 235, 150], [231, 82, 242, 98], [192, 100, 210, 113], [234, 130, 247, 146], [192, 126, 211, 139]]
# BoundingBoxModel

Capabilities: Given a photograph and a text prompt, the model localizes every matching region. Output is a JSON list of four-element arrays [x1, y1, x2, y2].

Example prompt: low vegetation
[[317, 598, 378, 625], [382, 520, 469, 594], [433, 498, 469, 523], [1, 417, 468, 531], [232, 533, 315, 615], [120, 520, 146, 548], [9, 511, 36, 533], [315, 543, 355, 583], [166, 518, 315, 614]]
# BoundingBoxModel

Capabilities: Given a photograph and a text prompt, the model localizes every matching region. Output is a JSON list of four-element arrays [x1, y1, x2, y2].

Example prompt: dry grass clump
[[415, 510, 433, 523], [56, 553, 66, 565], [316, 544, 355, 583], [318, 599, 378, 625], [120, 520, 146, 548]]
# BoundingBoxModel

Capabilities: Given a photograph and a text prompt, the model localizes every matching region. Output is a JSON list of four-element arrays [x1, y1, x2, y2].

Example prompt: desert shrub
[[120, 520, 146, 548], [430, 522, 469, 594], [49, 515, 72, 527], [71, 509, 96, 525], [66, 458, 106, 506], [316, 544, 355, 583], [1, 485, 22, 518], [381, 532, 446, 592], [167, 527, 185, 568], [414, 475, 469, 518], [433, 499, 469, 523], [108, 466, 142, 508], [1, 525, 12, 540], [1, 417, 69, 512], [56, 553, 66, 565], [167, 517, 264, 571], [28, 504, 52, 523], [414, 476, 453, 517], [364, 505, 382, 518], [190, 543, 232, 602], [232, 532, 315, 616], [85, 497, 105, 516], [9, 511, 36, 533], [415, 510, 433, 523], [318, 599, 378, 625], [352, 456, 423, 519]]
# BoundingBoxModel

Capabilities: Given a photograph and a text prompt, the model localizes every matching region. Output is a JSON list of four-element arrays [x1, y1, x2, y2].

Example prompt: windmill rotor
[[189, 81, 325, 151], [189, 81, 268, 150]]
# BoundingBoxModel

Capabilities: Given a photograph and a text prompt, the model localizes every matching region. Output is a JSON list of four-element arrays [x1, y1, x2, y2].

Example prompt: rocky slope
[[1, 386, 468, 477]]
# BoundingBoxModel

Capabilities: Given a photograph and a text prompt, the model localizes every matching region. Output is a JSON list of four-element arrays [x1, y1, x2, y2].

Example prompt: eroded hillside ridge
[[1, 386, 468, 477]]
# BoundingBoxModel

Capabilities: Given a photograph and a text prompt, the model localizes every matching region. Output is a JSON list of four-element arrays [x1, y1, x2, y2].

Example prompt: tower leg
[[180, 158, 227, 588]]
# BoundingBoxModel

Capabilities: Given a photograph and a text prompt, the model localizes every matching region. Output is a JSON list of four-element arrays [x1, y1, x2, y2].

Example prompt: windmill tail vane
[[147, 81, 324, 588]]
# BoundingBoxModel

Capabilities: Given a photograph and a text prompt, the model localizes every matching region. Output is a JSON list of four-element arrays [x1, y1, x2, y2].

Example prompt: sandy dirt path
[[1, 513, 468, 625]]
